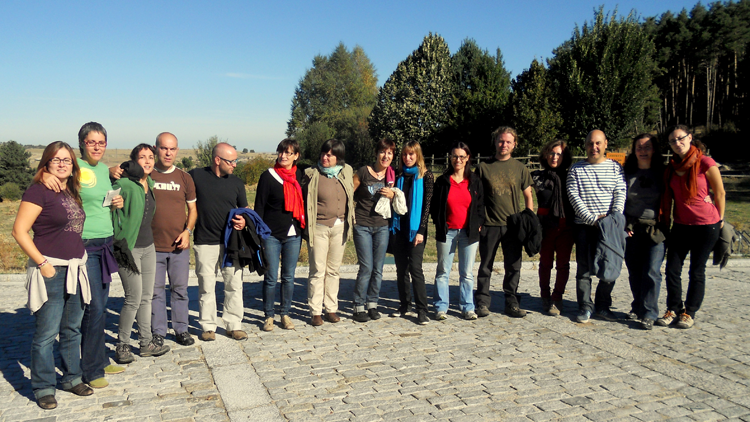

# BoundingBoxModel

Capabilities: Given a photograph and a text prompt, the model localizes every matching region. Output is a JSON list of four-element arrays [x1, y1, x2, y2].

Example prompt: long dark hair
[[33, 141, 82, 207], [444, 142, 472, 180], [624, 133, 665, 174]]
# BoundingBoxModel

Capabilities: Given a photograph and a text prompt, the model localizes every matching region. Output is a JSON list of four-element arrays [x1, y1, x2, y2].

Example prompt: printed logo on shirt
[[79, 168, 96, 189], [62, 195, 85, 234], [367, 182, 385, 197], [154, 181, 182, 191]]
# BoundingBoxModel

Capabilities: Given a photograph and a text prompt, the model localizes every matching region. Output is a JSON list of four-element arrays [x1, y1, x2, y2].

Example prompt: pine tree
[[0, 140, 33, 189]]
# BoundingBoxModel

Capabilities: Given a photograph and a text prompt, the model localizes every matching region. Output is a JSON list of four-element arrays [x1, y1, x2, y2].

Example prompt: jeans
[[625, 228, 665, 320], [194, 243, 245, 332], [118, 244, 156, 346], [308, 223, 346, 315], [665, 222, 721, 317], [31, 266, 85, 399], [352, 225, 389, 312], [475, 225, 523, 309], [81, 237, 112, 383], [393, 229, 428, 312], [538, 220, 574, 301], [152, 249, 191, 337], [574, 224, 616, 313], [262, 235, 301, 318], [434, 229, 478, 313]]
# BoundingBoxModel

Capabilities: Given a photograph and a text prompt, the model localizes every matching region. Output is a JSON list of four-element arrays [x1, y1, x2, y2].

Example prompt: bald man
[[150, 133, 197, 347], [566, 130, 626, 323], [189, 143, 248, 341]]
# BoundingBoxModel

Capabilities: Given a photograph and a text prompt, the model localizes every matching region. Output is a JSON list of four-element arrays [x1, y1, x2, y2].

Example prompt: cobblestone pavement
[[1, 260, 750, 421]]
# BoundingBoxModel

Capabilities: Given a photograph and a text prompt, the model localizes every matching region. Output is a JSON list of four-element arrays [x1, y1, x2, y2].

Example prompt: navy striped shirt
[[566, 159, 626, 225]]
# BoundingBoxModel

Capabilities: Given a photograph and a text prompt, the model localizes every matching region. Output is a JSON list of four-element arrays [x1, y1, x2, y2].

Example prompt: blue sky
[[1, 0, 701, 152]]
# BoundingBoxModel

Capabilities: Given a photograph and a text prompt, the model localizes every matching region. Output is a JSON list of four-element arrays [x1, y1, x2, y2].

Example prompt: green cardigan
[[112, 176, 156, 250]]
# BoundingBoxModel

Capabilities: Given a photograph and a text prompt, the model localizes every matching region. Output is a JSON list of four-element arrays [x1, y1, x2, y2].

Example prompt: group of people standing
[[12, 121, 725, 410]]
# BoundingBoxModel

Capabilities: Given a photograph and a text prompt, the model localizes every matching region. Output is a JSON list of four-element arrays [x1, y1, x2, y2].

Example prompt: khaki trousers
[[307, 223, 345, 315], [194, 244, 244, 332]]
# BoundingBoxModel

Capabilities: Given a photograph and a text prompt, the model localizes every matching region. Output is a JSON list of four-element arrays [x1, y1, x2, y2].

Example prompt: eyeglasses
[[218, 156, 238, 165], [451, 154, 469, 161], [84, 140, 107, 148], [278, 150, 297, 156], [49, 158, 73, 166], [547, 152, 562, 158], [669, 134, 689, 145]]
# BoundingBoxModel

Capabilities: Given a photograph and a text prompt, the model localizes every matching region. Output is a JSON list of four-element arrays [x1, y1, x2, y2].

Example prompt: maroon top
[[22, 183, 86, 260]]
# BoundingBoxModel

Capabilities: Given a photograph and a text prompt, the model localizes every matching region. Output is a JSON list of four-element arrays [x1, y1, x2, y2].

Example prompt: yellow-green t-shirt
[[78, 158, 114, 239]]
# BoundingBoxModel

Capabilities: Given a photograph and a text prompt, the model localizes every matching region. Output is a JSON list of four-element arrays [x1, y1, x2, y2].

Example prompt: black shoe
[[37, 395, 57, 410], [476, 305, 490, 317], [352, 311, 370, 323], [417, 311, 429, 325], [640, 318, 654, 330], [115, 343, 135, 364], [594, 309, 618, 321], [368, 308, 381, 320], [625, 311, 639, 320], [65, 383, 94, 396], [505, 306, 527, 318], [175, 331, 195, 346]]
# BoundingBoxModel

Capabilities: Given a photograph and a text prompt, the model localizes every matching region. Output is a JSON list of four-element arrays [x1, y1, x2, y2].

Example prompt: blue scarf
[[391, 166, 423, 241], [317, 162, 343, 178]]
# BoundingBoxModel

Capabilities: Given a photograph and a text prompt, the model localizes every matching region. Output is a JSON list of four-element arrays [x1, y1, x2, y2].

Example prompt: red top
[[670, 156, 721, 225], [446, 178, 471, 230]]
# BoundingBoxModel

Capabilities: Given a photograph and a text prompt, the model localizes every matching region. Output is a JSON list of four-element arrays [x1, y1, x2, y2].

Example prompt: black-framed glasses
[[49, 158, 73, 166], [278, 150, 297, 157], [84, 140, 107, 148], [218, 156, 238, 165], [451, 154, 469, 161], [669, 134, 689, 145]]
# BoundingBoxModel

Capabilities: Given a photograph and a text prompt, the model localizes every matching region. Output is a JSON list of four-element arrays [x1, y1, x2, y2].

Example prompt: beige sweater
[[26, 254, 91, 313]]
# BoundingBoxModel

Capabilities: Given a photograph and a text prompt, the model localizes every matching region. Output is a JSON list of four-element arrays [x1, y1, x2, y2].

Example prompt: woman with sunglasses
[[657, 125, 725, 329], [623, 134, 666, 330], [531, 139, 574, 316], [430, 142, 484, 320], [13, 142, 93, 409]]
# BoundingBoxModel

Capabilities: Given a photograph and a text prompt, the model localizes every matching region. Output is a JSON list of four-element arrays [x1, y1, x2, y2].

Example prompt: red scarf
[[274, 163, 305, 229], [659, 145, 703, 225]]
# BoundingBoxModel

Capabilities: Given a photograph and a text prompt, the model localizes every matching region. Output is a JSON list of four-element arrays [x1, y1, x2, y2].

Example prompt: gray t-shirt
[[625, 168, 661, 220]]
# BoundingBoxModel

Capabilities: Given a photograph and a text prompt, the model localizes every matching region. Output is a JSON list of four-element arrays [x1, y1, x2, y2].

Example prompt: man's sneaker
[[463, 311, 478, 320], [115, 343, 134, 364], [200, 331, 216, 341], [547, 303, 561, 316], [655, 310, 677, 326], [476, 306, 490, 317], [576, 310, 592, 323], [352, 312, 370, 323], [594, 309, 617, 321], [175, 331, 195, 346], [104, 365, 125, 375], [226, 330, 248, 341], [505, 306, 527, 318], [262, 317, 275, 332], [640, 318, 654, 330], [368, 308, 381, 320], [435, 311, 448, 321], [675, 313, 694, 329], [417, 311, 429, 325], [141, 335, 170, 357], [626, 310, 639, 320], [280, 315, 295, 330]]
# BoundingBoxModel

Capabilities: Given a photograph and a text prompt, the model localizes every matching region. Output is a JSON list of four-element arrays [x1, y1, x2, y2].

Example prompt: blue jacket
[[222, 208, 271, 268], [593, 212, 626, 282]]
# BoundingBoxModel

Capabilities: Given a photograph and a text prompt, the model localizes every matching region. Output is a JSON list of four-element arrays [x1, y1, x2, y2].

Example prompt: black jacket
[[430, 172, 485, 244], [507, 208, 542, 257], [225, 214, 267, 276]]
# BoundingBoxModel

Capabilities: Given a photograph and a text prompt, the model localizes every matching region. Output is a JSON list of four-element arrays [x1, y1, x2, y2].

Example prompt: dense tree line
[[288, 1, 750, 166]]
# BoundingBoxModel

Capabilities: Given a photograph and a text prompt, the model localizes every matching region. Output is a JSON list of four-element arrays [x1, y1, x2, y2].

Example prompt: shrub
[[235, 156, 275, 186], [0, 182, 22, 201]]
